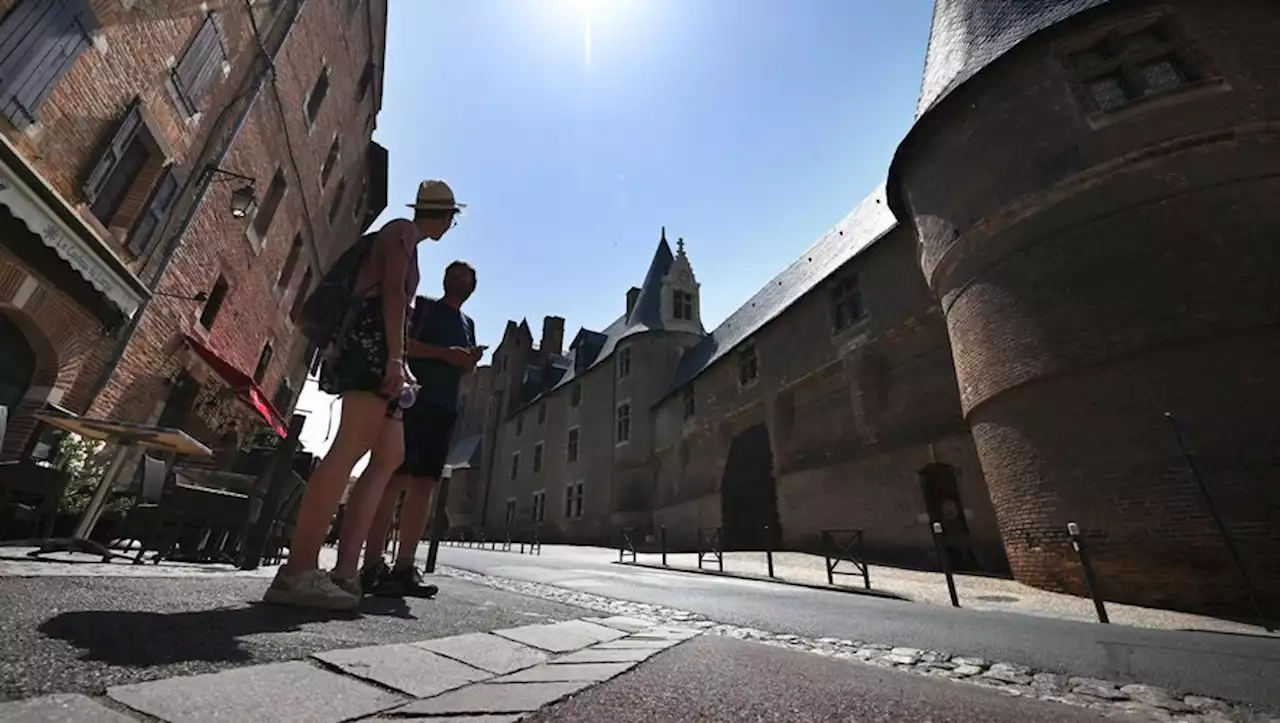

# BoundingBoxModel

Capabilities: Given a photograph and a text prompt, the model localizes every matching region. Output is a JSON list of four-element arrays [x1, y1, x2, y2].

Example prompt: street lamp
[[205, 166, 258, 220]]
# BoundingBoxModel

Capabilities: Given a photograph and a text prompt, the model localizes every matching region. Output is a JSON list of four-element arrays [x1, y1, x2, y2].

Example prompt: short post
[[765, 525, 775, 578], [424, 466, 452, 574], [660, 525, 668, 566], [1067, 522, 1109, 624], [520, 539, 526, 554], [932, 521, 960, 608]]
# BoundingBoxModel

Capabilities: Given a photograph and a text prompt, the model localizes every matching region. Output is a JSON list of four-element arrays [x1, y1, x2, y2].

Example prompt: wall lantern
[[205, 166, 258, 220]]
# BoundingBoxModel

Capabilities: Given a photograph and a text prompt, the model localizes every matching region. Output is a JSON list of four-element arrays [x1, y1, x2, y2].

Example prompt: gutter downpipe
[[84, 0, 309, 410]]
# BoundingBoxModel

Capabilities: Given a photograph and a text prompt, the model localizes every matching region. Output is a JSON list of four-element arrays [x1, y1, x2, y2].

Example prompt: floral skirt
[[318, 297, 402, 418]]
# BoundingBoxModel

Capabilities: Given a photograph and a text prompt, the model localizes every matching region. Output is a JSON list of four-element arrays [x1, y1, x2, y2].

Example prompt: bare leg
[[394, 477, 437, 569], [364, 474, 410, 563], [284, 393, 384, 573], [334, 413, 405, 579]]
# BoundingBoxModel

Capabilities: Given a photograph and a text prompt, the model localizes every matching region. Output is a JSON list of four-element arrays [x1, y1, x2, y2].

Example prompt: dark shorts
[[318, 297, 401, 419], [398, 404, 457, 479]]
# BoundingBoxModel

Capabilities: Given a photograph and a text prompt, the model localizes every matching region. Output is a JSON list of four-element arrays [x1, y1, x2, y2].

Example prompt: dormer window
[[672, 290, 694, 320], [1062, 14, 1213, 116]]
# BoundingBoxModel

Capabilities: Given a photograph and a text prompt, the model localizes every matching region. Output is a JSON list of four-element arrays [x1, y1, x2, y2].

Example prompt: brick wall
[[651, 227, 1003, 570], [85, 0, 384, 445], [0, 247, 114, 458], [892, 0, 1279, 616]]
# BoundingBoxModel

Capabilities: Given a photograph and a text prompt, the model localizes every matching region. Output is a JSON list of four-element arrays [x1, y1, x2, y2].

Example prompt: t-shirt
[[407, 297, 476, 412]]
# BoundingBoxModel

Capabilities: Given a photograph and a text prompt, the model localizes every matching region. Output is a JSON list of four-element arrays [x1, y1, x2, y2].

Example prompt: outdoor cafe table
[[18, 410, 212, 562]]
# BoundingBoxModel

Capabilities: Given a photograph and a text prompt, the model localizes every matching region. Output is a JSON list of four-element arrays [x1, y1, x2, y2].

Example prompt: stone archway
[[719, 423, 780, 550], [0, 306, 60, 457]]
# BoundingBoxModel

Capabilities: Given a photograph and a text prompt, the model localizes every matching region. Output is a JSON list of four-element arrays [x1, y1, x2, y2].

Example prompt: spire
[[660, 226, 667, 243]]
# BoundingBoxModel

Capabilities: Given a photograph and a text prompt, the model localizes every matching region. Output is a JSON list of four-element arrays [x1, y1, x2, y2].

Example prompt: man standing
[[360, 261, 481, 597]]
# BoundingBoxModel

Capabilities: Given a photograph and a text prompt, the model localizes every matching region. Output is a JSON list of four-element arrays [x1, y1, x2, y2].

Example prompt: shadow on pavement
[[38, 603, 355, 667]]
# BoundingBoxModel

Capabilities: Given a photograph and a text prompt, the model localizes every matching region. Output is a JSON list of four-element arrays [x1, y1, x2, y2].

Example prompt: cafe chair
[[109, 455, 189, 564], [0, 461, 70, 541]]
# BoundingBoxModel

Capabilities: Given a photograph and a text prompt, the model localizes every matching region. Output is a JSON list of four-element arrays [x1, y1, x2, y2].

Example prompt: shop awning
[[0, 136, 147, 319], [182, 334, 287, 437]]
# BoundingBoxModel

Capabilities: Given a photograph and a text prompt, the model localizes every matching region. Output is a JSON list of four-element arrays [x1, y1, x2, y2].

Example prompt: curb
[[613, 560, 911, 601]]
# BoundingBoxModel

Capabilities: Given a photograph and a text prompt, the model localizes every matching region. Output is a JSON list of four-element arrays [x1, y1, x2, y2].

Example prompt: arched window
[[0, 312, 35, 412]]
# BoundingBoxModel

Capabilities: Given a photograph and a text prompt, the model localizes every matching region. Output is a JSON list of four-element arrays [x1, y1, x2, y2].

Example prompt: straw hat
[[407, 179, 466, 212]]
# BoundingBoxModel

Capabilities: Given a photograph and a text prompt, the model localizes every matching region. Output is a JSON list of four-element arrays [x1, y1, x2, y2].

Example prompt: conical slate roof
[[915, 0, 1112, 118]]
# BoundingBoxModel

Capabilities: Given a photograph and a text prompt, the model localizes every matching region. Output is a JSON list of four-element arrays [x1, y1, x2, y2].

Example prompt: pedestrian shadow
[[38, 603, 354, 667]]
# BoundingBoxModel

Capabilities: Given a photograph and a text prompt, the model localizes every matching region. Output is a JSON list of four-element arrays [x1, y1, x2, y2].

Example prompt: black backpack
[[297, 232, 377, 346]]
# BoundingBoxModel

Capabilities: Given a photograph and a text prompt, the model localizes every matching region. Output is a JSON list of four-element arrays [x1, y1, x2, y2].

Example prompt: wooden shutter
[[173, 12, 225, 114], [127, 164, 184, 257], [0, 0, 95, 128], [82, 99, 143, 205]]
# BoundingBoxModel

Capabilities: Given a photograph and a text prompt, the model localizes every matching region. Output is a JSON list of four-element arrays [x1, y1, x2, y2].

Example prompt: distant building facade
[[455, 220, 1006, 574], [0, 0, 389, 466]]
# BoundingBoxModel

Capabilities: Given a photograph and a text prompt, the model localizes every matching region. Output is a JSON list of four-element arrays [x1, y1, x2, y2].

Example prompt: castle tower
[[659, 230, 704, 335], [888, 0, 1280, 617]]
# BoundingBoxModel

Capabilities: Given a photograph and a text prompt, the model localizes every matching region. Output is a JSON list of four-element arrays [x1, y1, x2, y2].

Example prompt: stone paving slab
[[313, 643, 490, 698], [389, 681, 594, 716], [592, 637, 682, 650], [416, 631, 551, 675], [494, 662, 636, 683], [360, 711, 519, 716], [627, 626, 700, 641], [0, 693, 139, 722], [582, 615, 656, 633], [107, 660, 403, 723], [492, 619, 627, 653], [551, 646, 663, 664]]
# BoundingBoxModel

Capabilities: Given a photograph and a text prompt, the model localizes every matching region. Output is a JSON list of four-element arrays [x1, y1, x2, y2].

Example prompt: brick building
[[889, 0, 1280, 617], [453, 0, 1278, 616], [0, 0, 388, 465]]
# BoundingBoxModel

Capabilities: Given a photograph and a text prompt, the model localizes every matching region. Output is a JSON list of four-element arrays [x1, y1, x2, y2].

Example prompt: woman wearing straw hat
[[264, 180, 466, 610]]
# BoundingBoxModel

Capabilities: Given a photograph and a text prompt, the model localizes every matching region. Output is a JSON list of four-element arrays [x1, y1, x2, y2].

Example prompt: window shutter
[[173, 12, 225, 114], [82, 99, 143, 205], [0, 0, 95, 128], [127, 164, 184, 257]]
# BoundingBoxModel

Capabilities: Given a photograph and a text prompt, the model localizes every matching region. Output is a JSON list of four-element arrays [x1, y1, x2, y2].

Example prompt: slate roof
[[517, 236, 678, 405], [915, 0, 1113, 118], [891, 0, 1112, 219], [659, 186, 899, 402]]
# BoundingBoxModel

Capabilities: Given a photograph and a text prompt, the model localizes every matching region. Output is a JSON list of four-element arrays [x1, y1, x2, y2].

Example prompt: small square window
[[533, 443, 543, 474], [1088, 73, 1132, 111], [1140, 57, 1187, 93], [570, 384, 582, 407]]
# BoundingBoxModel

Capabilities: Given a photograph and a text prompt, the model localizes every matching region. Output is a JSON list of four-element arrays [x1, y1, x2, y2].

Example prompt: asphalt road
[[435, 546, 1280, 710], [528, 635, 1131, 723], [0, 573, 587, 702]]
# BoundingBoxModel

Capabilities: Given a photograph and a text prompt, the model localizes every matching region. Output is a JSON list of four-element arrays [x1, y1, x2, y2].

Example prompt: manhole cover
[[976, 594, 1019, 603]]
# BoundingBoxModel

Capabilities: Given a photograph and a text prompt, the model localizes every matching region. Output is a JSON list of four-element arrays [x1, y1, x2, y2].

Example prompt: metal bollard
[[765, 525, 775, 578], [660, 526, 668, 567], [1067, 522, 1109, 624], [931, 522, 960, 608]]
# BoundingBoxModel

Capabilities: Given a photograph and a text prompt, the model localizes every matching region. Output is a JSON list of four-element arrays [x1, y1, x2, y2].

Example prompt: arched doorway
[[0, 310, 36, 412], [720, 423, 780, 550]]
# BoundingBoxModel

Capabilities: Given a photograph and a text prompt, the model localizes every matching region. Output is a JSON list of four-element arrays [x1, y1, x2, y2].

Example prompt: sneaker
[[370, 563, 439, 599], [332, 572, 362, 599], [360, 557, 390, 593], [263, 568, 360, 611]]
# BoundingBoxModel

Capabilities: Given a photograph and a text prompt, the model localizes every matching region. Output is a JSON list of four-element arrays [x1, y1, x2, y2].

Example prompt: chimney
[[540, 316, 565, 357], [626, 287, 641, 317]]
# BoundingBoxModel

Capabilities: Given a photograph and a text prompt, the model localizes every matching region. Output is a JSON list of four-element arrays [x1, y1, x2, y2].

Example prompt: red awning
[[182, 334, 287, 437]]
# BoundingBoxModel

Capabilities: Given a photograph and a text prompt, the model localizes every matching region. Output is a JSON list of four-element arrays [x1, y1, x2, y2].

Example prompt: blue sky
[[297, 0, 935, 461]]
